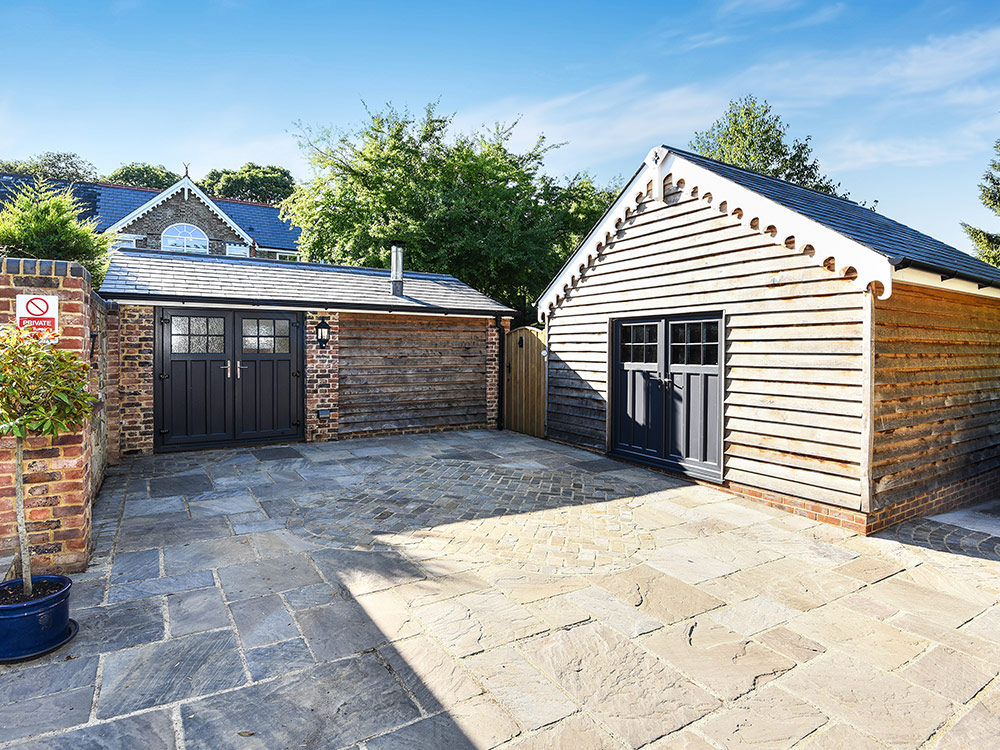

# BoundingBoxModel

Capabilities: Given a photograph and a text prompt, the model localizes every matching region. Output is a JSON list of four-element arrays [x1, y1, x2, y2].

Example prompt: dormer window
[[162, 223, 209, 253]]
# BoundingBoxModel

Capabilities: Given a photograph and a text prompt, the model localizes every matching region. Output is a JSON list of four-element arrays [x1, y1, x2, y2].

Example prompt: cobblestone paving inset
[[285, 459, 663, 573], [880, 518, 1000, 562]]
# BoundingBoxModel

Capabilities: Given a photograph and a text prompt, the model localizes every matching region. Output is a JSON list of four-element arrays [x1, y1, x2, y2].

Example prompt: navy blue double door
[[611, 314, 723, 481]]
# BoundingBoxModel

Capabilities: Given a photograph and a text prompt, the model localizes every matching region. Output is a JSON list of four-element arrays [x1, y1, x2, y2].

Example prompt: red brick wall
[[304, 311, 339, 442], [118, 304, 155, 456], [0, 258, 116, 573]]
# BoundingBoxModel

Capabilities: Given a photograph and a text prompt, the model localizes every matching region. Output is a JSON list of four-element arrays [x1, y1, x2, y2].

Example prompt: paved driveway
[[2, 430, 1000, 749]]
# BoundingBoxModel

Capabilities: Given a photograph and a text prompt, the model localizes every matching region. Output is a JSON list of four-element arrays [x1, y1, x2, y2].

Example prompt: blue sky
[[2, 0, 999, 251]]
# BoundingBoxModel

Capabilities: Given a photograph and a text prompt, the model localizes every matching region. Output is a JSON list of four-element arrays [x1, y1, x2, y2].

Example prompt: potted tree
[[0, 324, 95, 661]]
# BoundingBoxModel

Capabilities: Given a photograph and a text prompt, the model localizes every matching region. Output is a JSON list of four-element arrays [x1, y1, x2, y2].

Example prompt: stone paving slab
[[6, 429, 1000, 749]]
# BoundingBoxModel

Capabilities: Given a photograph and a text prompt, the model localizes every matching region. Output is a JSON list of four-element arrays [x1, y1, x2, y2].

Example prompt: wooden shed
[[537, 146, 1000, 533]]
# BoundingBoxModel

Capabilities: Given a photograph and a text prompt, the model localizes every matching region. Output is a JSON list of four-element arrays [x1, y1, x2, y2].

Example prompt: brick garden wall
[[0, 258, 119, 573]]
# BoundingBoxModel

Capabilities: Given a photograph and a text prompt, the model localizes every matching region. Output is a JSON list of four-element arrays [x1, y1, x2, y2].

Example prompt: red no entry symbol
[[25, 297, 49, 316]]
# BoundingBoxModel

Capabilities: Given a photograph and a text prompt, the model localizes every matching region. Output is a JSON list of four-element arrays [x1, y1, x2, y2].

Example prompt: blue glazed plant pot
[[0, 574, 77, 663]]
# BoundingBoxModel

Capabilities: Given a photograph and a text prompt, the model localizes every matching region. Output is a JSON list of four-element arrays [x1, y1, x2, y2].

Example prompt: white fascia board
[[536, 146, 894, 322], [102, 177, 253, 245], [892, 265, 1000, 301]]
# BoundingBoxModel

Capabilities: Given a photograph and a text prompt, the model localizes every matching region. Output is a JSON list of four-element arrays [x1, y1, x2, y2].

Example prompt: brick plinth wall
[[0, 258, 118, 573], [486, 317, 510, 429], [304, 312, 339, 442], [118, 304, 155, 455]]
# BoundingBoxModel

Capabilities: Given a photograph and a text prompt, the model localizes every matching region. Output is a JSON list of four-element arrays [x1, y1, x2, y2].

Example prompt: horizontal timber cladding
[[546, 187, 868, 510], [338, 313, 489, 436], [871, 282, 1000, 510]]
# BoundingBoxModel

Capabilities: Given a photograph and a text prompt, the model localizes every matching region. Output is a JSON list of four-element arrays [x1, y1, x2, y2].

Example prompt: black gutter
[[101, 292, 515, 318], [495, 315, 505, 431]]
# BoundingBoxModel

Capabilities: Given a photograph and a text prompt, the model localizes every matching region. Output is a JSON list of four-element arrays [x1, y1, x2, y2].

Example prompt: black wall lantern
[[315, 317, 331, 349]]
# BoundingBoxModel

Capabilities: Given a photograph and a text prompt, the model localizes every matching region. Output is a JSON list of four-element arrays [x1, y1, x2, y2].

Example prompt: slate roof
[[99, 250, 513, 315], [0, 173, 301, 251], [668, 146, 1000, 287]]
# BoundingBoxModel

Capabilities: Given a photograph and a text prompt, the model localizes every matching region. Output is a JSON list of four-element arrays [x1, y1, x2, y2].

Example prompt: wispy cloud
[[717, 0, 800, 17], [454, 78, 728, 178], [776, 3, 846, 30]]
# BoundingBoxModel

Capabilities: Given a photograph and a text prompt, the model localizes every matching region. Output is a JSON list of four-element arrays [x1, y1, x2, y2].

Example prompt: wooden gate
[[504, 326, 546, 438]]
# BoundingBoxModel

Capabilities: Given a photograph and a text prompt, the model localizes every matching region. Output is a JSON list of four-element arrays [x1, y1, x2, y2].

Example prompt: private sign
[[15, 294, 59, 332]]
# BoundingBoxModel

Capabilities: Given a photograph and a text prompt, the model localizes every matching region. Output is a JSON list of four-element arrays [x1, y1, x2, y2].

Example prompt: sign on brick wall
[[15, 294, 59, 332]]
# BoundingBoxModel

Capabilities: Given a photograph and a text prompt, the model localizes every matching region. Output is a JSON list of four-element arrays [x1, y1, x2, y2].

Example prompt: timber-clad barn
[[537, 145, 1000, 533]]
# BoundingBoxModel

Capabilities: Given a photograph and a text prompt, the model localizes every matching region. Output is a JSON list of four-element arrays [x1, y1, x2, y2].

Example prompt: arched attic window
[[162, 223, 209, 253]]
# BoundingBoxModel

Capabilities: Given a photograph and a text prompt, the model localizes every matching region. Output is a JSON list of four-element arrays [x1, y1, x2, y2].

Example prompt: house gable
[[116, 189, 247, 254], [104, 177, 252, 248]]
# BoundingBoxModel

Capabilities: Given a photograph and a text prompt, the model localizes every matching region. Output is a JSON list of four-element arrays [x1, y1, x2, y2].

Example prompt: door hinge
[[292, 420, 301, 426], [292, 371, 301, 377], [158, 373, 169, 380], [158, 428, 169, 435], [160, 317, 171, 325]]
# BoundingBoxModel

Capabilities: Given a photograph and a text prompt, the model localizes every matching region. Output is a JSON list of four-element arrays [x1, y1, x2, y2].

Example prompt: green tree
[[690, 95, 844, 196], [283, 104, 617, 316], [105, 162, 181, 189], [0, 181, 113, 283], [0, 151, 98, 182], [961, 139, 1000, 265], [0, 326, 95, 596], [199, 163, 295, 204]]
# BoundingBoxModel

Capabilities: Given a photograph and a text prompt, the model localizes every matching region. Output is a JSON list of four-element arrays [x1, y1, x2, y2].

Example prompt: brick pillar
[[118, 304, 155, 456], [486, 317, 510, 429], [0, 258, 109, 573], [304, 311, 339, 442]]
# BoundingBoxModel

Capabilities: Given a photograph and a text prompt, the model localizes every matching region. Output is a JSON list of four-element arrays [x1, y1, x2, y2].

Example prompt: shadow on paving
[[3, 430, 683, 748], [878, 516, 1000, 563]]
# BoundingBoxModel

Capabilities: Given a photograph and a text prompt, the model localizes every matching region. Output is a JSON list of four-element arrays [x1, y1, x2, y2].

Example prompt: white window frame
[[275, 251, 300, 262], [161, 223, 210, 254], [225, 244, 251, 257]]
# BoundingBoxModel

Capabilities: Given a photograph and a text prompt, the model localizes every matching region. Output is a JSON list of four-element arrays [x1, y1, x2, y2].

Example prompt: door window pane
[[240, 318, 291, 355], [703, 344, 718, 366], [686, 323, 701, 344], [687, 344, 702, 364], [703, 321, 718, 343], [671, 344, 686, 365], [170, 316, 224, 354]]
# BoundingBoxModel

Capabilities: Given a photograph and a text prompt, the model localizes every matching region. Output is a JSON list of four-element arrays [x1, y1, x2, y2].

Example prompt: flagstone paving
[[3, 429, 1000, 749]]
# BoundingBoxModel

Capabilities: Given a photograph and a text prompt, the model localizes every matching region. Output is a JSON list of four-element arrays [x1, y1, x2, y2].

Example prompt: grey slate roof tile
[[99, 250, 513, 315], [669, 147, 1000, 287]]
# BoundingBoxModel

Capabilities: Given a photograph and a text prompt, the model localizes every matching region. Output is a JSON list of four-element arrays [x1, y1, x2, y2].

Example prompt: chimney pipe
[[391, 242, 404, 297]]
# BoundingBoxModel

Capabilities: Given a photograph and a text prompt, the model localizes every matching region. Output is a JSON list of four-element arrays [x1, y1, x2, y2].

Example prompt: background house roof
[[99, 250, 513, 315], [668, 147, 1000, 287], [0, 173, 301, 251]]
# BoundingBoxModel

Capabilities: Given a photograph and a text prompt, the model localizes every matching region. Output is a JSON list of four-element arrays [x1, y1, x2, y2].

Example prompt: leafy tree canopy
[[961, 139, 1000, 266], [105, 162, 181, 189], [199, 163, 296, 204], [0, 181, 112, 283], [282, 104, 618, 317], [0, 151, 98, 182], [691, 95, 845, 197]]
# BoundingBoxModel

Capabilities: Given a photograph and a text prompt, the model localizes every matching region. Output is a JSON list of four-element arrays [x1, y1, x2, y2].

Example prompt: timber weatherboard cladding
[[871, 282, 1000, 509], [338, 313, 490, 435], [546, 186, 868, 510]]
